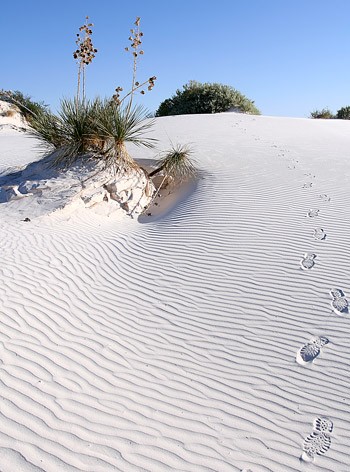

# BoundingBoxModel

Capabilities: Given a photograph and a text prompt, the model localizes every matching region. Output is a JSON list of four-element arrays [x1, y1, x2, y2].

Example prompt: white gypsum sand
[[0, 111, 350, 471]]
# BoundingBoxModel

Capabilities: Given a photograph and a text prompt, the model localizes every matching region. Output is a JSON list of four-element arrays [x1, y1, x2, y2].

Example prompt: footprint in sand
[[296, 336, 329, 365], [307, 209, 319, 217], [314, 417, 333, 434], [313, 228, 326, 240], [319, 194, 331, 202], [300, 253, 316, 270], [301, 417, 333, 462], [330, 288, 348, 315], [302, 431, 332, 462], [303, 182, 313, 188]]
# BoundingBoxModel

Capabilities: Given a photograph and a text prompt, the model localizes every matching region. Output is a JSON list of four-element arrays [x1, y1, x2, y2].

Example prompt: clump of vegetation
[[155, 81, 260, 117], [143, 143, 197, 213], [150, 144, 197, 180], [0, 89, 49, 120], [310, 106, 350, 120], [4, 16, 198, 213], [28, 16, 158, 174], [336, 106, 350, 120], [310, 108, 335, 119]]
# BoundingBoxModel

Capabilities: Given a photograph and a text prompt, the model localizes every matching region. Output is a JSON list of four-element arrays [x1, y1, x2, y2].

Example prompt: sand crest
[[0, 112, 350, 471]]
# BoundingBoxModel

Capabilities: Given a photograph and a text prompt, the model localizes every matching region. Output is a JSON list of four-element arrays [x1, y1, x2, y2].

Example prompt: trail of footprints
[[297, 173, 346, 462], [240, 136, 342, 464]]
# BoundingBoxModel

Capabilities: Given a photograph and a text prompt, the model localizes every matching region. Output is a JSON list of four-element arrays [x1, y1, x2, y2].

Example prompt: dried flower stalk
[[112, 17, 156, 116], [73, 16, 98, 107]]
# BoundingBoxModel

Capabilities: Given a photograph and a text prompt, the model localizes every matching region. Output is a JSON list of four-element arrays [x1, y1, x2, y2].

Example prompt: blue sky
[[1, 0, 350, 117]]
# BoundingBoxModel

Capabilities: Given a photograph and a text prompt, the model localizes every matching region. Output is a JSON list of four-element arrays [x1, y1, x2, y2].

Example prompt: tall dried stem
[[73, 16, 97, 109], [112, 17, 156, 117]]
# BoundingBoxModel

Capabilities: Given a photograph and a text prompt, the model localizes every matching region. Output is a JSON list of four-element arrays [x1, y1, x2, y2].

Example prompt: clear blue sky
[[1, 0, 350, 117]]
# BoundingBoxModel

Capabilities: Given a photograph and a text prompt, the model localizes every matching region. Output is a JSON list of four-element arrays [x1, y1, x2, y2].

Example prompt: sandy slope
[[0, 113, 350, 471]]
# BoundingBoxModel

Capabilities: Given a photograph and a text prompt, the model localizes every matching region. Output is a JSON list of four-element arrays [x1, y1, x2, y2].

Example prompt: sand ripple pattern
[[1, 114, 350, 471]]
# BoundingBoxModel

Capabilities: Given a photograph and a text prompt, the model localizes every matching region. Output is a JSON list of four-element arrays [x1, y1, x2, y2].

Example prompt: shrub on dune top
[[155, 81, 260, 116], [310, 108, 334, 119], [0, 89, 49, 120], [336, 106, 350, 120], [310, 106, 350, 120]]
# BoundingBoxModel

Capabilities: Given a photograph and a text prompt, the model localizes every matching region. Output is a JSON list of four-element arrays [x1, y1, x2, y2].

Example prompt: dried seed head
[[125, 47, 129, 51]]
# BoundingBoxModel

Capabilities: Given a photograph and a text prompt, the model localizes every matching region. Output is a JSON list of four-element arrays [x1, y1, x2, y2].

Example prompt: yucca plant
[[142, 143, 197, 214], [149, 143, 197, 180], [94, 101, 156, 172]]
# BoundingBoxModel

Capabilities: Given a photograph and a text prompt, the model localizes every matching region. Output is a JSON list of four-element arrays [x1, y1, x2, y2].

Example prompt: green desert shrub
[[310, 108, 334, 119], [0, 90, 49, 120], [155, 81, 260, 116], [336, 106, 350, 120]]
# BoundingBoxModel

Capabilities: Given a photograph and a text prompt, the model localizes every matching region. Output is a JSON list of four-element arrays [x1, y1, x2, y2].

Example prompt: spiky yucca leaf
[[29, 98, 103, 168], [29, 110, 63, 150], [95, 102, 156, 148], [51, 97, 99, 167]]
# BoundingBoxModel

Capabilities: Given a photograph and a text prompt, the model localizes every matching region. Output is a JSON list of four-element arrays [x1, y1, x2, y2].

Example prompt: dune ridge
[[1, 113, 350, 471]]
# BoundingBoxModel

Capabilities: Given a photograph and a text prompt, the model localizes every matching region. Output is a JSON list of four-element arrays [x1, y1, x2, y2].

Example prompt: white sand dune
[[0, 112, 350, 471]]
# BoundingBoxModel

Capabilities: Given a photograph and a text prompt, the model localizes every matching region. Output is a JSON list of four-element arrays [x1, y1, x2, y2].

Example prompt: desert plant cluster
[[310, 106, 350, 119], [155, 81, 260, 117], [1, 17, 198, 216]]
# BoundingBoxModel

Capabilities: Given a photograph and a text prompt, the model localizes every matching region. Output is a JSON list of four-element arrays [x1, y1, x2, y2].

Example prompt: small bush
[[336, 106, 350, 120], [0, 90, 49, 120], [156, 81, 260, 117], [310, 108, 334, 119]]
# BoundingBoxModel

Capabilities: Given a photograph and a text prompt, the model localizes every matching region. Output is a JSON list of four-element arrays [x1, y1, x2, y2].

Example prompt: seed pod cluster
[[73, 16, 98, 66], [112, 86, 123, 105], [148, 76, 156, 91], [127, 16, 143, 59], [112, 17, 156, 106]]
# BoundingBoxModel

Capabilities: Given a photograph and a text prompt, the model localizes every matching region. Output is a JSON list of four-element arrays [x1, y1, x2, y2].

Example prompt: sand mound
[[0, 112, 350, 471]]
